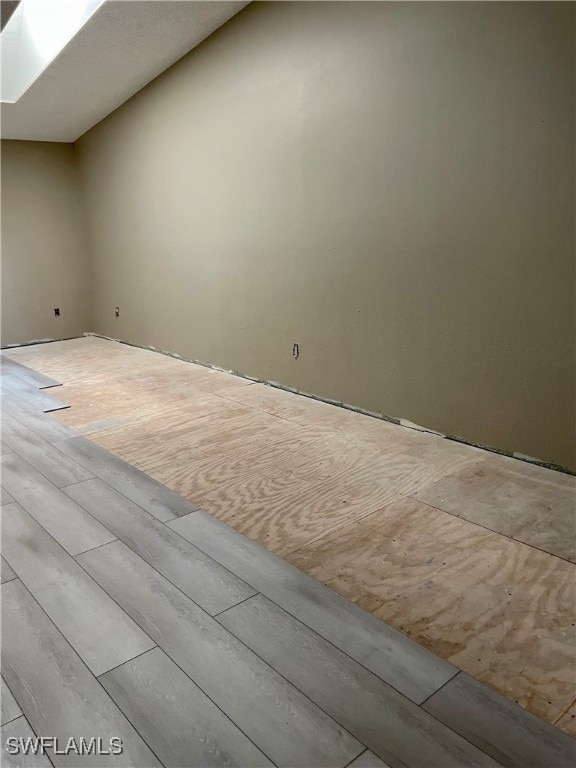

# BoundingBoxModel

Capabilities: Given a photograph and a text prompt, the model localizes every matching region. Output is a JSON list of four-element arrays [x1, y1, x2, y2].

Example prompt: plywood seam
[[83, 333, 576, 477], [413, 497, 576, 567]]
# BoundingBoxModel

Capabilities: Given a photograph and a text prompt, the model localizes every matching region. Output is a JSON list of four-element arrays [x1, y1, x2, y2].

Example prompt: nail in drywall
[[115, 307, 120, 317], [292, 343, 300, 360], [54, 308, 60, 316]]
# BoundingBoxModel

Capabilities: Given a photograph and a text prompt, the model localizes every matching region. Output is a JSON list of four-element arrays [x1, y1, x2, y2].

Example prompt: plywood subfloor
[[4, 336, 576, 733], [4, 378, 572, 768]]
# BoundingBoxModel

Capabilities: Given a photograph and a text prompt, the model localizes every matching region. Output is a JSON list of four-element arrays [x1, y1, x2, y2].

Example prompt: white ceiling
[[0, 0, 249, 142]]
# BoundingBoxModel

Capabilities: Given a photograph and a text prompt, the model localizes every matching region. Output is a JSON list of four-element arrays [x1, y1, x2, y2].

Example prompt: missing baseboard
[[83, 332, 574, 477], [1, 335, 82, 350]]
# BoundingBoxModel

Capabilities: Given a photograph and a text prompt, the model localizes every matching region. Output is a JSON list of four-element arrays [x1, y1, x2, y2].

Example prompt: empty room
[[1, 1, 575, 766]]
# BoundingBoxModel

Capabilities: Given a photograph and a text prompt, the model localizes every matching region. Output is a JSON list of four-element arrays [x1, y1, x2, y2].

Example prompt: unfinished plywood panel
[[287, 497, 576, 723], [412, 457, 576, 562], [556, 703, 576, 738], [3, 337, 168, 385], [221, 382, 484, 466], [93, 400, 281, 464], [3, 337, 575, 734], [178, 437, 478, 557]]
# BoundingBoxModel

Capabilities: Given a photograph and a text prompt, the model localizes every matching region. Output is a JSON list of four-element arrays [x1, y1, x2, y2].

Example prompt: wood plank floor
[[3, 336, 576, 738], [1, 364, 574, 768]]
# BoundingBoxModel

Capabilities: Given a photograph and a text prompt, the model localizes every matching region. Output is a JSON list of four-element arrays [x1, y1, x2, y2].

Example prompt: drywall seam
[[84, 332, 575, 477]]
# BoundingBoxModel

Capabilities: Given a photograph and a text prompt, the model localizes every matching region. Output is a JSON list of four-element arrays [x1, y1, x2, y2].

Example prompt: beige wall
[[1, 140, 92, 345], [77, 1, 575, 469]]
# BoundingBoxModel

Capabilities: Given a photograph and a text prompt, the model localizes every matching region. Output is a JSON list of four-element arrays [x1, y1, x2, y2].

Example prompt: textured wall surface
[[73, 3, 575, 468], [1, 141, 92, 345]]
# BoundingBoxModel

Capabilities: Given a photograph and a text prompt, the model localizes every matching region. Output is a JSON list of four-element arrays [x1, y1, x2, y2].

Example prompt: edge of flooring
[[2, 355, 574, 751], [83, 332, 575, 478]]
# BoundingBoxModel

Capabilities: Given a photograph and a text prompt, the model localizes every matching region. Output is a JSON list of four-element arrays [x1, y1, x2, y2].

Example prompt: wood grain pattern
[[66, 478, 256, 615], [219, 381, 365, 427], [78, 540, 364, 768], [1, 412, 93, 487], [100, 647, 273, 767], [219, 594, 498, 767], [0, 557, 16, 584], [1, 503, 154, 675], [1, 717, 53, 768], [1, 486, 15, 505], [1, 454, 115, 556], [1, 374, 69, 412], [169, 510, 456, 704], [1, 678, 22, 726], [0, 355, 61, 389], [50, 379, 223, 431], [423, 672, 576, 768], [93, 402, 277, 470], [4, 336, 175, 386], [287, 497, 576, 722], [54, 436, 198, 521], [220, 382, 481, 465], [1, 395, 77, 442], [5, 336, 575, 732], [556, 702, 576, 738], [130, 419, 315, 502], [183, 437, 467, 557], [412, 457, 576, 561], [347, 751, 392, 768], [1, 579, 161, 767]]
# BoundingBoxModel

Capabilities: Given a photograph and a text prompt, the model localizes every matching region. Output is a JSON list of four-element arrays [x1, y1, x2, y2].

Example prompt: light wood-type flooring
[[3, 335, 576, 739]]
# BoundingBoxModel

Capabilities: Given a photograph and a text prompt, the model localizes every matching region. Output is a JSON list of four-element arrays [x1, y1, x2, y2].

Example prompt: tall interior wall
[[1, 140, 93, 346], [3, 3, 575, 469]]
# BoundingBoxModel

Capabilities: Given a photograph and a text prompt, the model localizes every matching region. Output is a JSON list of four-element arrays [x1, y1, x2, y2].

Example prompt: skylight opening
[[1, 0, 105, 104]]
